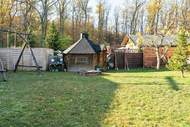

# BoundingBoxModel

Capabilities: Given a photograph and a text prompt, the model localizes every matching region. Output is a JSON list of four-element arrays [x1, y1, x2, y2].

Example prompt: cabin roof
[[63, 35, 101, 54]]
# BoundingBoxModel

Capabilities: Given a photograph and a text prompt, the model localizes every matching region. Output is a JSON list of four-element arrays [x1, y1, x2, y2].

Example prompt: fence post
[[114, 51, 118, 70]]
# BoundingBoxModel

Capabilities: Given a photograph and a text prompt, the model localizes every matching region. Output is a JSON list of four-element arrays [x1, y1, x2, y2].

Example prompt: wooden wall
[[0, 48, 53, 70], [65, 54, 99, 72], [126, 53, 143, 68], [99, 50, 107, 67], [143, 47, 175, 68], [115, 52, 143, 69], [114, 47, 190, 69]]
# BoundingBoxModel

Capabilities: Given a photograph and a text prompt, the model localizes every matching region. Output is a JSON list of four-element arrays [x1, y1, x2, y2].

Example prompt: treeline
[[0, 0, 190, 49]]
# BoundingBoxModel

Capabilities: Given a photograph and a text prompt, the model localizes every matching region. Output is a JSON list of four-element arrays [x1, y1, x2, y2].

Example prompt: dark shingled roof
[[88, 39, 101, 53], [63, 33, 101, 54]]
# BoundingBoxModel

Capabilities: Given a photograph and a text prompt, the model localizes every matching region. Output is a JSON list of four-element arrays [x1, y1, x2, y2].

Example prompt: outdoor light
[[51, 59, 55, 62], [60, 58, 63, 62]]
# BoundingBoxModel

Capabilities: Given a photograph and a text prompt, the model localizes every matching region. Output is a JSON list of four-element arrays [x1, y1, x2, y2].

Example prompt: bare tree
[[17, 0, 34, 32], [5, 0, 18, 47], [71, 0, 76, 42], [96, 0, 105, 43], [181, 0, 190, 30], [122, 8, 129, 34], [27, 0, 57, 47], [147, 0, 162, 35], [130, 0, 144, 34], [56, 0, 70, 37], [77, 0, 90, 31], [114, 8, 120, 42], [139, 8, 145, 33], [104, 5, 110, 43], [71, 0, 83, 41], [145, 33, 170, 70]]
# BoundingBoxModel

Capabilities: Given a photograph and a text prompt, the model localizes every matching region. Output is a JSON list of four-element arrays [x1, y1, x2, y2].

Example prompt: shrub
[[167, 28, 190, 77]]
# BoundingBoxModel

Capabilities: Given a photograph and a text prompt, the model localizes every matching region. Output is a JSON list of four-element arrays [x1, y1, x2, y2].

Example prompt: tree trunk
[[181, 70, 185, 78], [59, 8, 66, 37], [60, 18, 65, 37], [40, 23, 46, 47], [72, 10, 75, 42], [84, 11, 87, 32], [155, 47, 160, 70], [155, 12, 159, 34], [14, 33, 17, 47], [7, 32, 10, 48], [40, 15, 48, 47]]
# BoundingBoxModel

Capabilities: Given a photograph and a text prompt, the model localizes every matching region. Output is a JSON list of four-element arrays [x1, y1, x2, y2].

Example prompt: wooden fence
[[0, 48, 53, 71], [115, 52, 143, 69], [143, 47, 175, 68]]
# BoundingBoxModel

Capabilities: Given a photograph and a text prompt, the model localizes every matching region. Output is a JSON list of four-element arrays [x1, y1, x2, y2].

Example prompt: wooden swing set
[[0, 29, 41, 81]]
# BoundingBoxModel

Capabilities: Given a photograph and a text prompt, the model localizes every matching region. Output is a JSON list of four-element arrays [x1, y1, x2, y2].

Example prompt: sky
[[89, 0, 125, 9]]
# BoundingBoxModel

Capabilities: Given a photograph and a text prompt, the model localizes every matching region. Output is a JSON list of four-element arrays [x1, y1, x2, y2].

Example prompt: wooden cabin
[[63, 33, 101, 72]]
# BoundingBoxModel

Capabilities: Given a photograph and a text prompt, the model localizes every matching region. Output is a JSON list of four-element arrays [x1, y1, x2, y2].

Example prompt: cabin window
[[76, 56, 89, 64], [69, 55, 92, 65]]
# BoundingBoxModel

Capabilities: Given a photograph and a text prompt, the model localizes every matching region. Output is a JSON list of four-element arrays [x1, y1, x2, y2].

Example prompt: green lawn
[[0, 69, 190, 127]]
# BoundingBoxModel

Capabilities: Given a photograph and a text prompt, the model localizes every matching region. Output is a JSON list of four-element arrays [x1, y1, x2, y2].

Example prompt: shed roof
[[63, 34, 101, 54], [130, 35, 190, 46]]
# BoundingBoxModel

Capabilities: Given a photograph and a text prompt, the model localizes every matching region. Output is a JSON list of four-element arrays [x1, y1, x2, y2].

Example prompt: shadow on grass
[[102, 73, 168, 79], [165, 76, 180, 91], [0, 72, 117, 127], [107, 67, 169, 73]]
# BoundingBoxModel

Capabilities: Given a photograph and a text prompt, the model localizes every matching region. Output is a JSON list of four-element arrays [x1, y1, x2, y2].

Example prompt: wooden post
[[7, 32, 9, 48], [14, 43, 27, 72], [29, 46, 41, 71], [125, 49, 129, 71], [14, 32, 17, 47], [115, 51, 118, 70], [14, 33, 41, 72], [67, 55, 70, 70], [0, 31, 3, 47], [0, 29, 40, 73], [124, 50, 126, 70]]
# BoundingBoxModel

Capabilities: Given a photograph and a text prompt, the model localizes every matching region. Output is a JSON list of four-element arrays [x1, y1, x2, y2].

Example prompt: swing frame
[[0, 29, 41, 73]]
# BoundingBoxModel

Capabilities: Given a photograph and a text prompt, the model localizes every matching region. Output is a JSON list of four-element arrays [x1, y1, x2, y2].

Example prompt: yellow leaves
[[159, 27, 172, 35], [178, 28, 189, 37], [145, 26, 151, 33], [121, 35, 129, 46], [96, 1, 105, 14], [146, 0, 163, 34], [0, 0, 14, 25], [188, 45, 190, 54], [137, 32, 143, 49], [147, 0, 162, 17], [185, 31, 190, 36]]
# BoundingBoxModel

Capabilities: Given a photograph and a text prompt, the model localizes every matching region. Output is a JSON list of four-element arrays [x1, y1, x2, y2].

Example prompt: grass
[[0, 69, 190, 127]]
